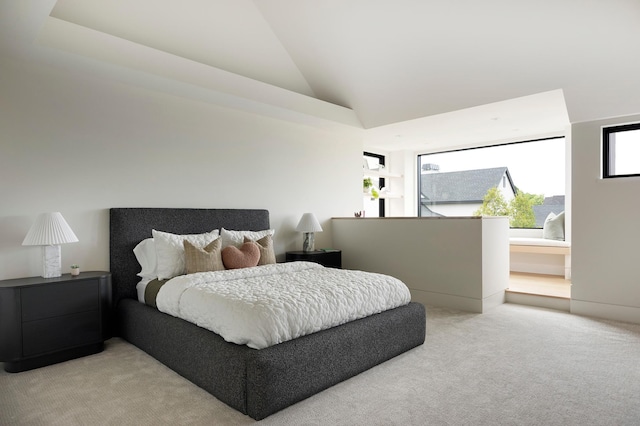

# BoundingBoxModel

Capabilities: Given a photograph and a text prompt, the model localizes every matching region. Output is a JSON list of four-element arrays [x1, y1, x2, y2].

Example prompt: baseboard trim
[[570, 299, 640, 324], [506, 291, 570, 312], [410, 289, 482, 313], [482, 290, 506, 312], [410, 288, 505, 314]]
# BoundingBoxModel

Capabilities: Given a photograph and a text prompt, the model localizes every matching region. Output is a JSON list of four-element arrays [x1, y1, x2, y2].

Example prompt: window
[[418, 137, 565, 228], [363, 152, 385, 218], [603, 123, 640, 178]]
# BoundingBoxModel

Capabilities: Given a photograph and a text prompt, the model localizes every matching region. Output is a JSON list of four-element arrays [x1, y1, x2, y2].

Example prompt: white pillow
[[136, 277, 152, 303], [220, 228, 275, 248], [542, 211, 565, 241], [152, 229, 220, 280], [133, 238, 157, 279]]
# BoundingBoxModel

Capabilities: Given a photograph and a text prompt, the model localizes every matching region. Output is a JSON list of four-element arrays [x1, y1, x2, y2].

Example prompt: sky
[[612, 129, 640, 175], [419, 138, 566, 197]]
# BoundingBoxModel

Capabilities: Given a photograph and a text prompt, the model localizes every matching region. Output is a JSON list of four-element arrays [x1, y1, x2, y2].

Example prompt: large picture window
[[603, 123, 640, 178], [418, 138, 565, 228], [363, 152, 385, 218]]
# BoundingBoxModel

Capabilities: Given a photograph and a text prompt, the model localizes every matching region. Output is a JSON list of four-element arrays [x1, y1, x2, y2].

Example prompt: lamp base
[[302, 232, 315, 252], [42, 245, 62, 278]]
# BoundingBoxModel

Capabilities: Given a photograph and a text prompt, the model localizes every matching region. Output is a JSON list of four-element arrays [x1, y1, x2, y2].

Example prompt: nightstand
[[285, 250, 342, 268], [0, 271, 112, 373]]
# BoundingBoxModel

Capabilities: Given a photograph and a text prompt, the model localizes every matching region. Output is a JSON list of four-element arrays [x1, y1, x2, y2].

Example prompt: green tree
[[474, 187, 544, 228], [473, 187, 511, 217], [509, 191, 536, 228], [518, 191, 544, 207]]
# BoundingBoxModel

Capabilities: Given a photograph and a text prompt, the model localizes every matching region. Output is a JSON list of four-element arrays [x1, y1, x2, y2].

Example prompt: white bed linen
[[156, 262, 411, 349], [136, 278, 151, 303]]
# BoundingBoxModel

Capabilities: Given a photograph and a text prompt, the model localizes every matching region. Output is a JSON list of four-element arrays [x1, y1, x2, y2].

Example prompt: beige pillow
[[152, 229, 219, 279], [183, 238, 224, 274], [244, 235, 276, 265], [222, 241, 260, 270]]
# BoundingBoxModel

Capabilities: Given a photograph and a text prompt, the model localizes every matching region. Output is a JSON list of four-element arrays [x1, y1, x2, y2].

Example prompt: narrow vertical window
[[363, 152, 386, 217], [603, 123, 640, 178]]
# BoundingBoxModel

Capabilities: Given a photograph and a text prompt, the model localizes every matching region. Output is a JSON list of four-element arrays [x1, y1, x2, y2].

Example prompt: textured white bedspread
[[156, 262, 411, 349]]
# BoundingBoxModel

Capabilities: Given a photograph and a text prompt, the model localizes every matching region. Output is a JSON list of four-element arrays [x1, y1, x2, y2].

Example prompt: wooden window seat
[[509, 237, 571, 279]]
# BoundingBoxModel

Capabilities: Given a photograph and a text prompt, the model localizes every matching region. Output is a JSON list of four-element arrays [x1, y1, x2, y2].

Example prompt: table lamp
[[22, 212, 79, 278], [296, 213, 323, 252]]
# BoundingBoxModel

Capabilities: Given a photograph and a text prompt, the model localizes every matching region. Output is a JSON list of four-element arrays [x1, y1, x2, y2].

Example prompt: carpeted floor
[[2, 303, 639, 425]]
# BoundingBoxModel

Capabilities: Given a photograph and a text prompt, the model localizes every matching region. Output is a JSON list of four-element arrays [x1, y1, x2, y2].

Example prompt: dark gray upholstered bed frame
[[109, 208, 426, 420]]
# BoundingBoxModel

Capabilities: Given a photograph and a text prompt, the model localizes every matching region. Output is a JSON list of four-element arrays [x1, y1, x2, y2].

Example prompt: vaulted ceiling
[[4, 1, 640, 152]]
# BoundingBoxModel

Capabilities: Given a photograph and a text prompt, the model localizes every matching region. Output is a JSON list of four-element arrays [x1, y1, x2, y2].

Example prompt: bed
[[109, 208, 426, 420]]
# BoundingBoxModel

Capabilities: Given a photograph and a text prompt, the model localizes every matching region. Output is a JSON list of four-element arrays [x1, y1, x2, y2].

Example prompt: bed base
[[117, 299, 425, 419], [109, 208, 426, 420]]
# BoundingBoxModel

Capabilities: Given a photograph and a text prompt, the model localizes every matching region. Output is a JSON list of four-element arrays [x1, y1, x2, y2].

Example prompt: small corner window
[[603, 123, 640, 178], [363, 152, 386, 218]]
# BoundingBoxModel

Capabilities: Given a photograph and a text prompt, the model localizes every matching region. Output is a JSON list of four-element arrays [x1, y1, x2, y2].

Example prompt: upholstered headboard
[[109, 208, 270, 305]]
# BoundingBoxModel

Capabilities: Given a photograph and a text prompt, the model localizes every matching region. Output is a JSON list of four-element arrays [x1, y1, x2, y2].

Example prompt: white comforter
[[156, 262, 411, 349]]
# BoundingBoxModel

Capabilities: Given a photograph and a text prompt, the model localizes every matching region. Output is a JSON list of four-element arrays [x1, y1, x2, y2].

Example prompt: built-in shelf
[[363, 190, 403, 200], [378, 192, 403, 199], [363, 169, 402, 179], [363, 168, 404, 202]]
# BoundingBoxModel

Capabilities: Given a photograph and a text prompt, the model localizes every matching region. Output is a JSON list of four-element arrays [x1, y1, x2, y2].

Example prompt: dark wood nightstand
[[285, 250, 342, 268], [0, 271, 112, 373]]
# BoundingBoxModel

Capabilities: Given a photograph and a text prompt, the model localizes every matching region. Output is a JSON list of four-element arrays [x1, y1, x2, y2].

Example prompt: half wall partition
[[332, 217, 509, 313]]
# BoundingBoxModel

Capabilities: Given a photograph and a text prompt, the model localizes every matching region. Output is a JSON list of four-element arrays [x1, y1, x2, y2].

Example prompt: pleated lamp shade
[[295, 213, 323, 233], [23, 212, 79, 278], [23, 212, 79, 246]]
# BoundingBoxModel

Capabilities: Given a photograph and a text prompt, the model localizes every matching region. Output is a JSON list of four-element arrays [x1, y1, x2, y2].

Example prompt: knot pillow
[[222, 241, 260, 269]]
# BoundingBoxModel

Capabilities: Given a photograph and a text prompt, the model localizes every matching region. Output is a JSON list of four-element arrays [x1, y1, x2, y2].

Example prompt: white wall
[[332, 217, 509, 313], [571, 114, 640, 323], [510, 252, 565, 276], [0, 55, 363, 280]]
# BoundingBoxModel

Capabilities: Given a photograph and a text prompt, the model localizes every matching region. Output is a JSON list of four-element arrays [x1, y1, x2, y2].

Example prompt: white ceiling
[[6, 0, 640, 152]]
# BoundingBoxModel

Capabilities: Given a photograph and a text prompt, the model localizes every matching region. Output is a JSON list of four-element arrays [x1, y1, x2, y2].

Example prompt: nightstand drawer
[[22, 310, 101, 357], [285, 250, 342, 268], [22, 280, 99, 322], [0, 272, 111, 372]]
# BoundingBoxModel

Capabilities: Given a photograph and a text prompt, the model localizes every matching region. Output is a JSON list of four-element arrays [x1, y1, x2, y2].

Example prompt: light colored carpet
[[2, 303, 640, 425]]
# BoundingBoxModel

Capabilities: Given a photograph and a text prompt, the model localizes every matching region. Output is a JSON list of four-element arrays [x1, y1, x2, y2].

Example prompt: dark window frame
[[602, 122, 640, 179], [364, 151, 386, 217]]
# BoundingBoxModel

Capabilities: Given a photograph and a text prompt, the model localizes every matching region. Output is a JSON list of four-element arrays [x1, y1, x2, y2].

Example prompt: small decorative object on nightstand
[[0, 271, 112, 372], [285, 249, 342, 268], [70, 265, 80, 276], [296, 213, 323, 252]]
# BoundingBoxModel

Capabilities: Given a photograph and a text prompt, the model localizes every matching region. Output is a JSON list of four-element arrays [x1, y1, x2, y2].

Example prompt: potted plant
[[363, 177, 373, 193], [370, 187, 379, 200], [70, 264, 80, 276], [363, 177, 380, 199]]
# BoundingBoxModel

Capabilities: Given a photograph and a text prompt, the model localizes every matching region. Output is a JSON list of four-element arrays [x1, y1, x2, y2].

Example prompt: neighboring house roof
[[533, 196, 565, 227], [542, 195, 565, 205], [420, 167, 516, 204], [420, 205, 445, 217]]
